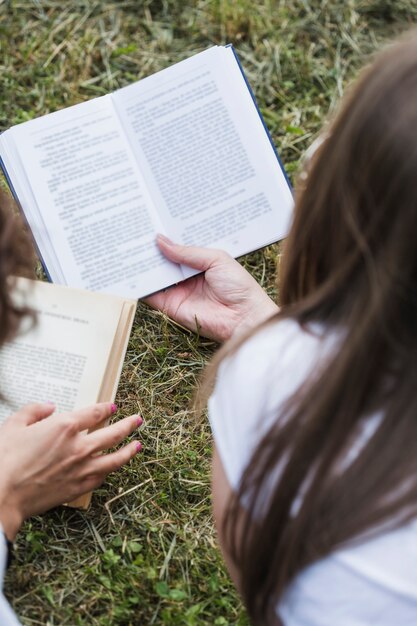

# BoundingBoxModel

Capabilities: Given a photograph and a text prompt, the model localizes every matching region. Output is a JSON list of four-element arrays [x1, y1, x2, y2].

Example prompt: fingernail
[[136, 415, 143, 427], [157, 233, 174, 245], [135, 442, 142, 453], [45, 400, 55, 405], [111, 403, 117, 414]]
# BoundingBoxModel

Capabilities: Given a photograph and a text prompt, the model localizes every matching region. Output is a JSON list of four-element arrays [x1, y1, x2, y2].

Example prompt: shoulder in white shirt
[[208, 318, 417, 626]]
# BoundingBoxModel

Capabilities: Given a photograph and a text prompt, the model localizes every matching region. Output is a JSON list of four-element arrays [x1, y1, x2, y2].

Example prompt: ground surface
[[0, 1, 416, 624]]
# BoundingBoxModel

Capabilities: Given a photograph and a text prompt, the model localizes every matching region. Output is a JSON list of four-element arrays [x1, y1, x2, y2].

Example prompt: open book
[[0, 45, 293, 299], [0, 278, 136, 508]]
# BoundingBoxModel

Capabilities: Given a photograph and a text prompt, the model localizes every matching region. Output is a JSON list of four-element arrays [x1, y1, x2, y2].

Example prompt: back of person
[[209, 319, 417, 625], [203, 30, 417, 625]]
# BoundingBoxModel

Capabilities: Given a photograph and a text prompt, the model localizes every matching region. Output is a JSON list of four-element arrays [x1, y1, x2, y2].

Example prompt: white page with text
[[112, 46, 293, 279], [2, 97, 183, 297], [0, 279, 125, 422]]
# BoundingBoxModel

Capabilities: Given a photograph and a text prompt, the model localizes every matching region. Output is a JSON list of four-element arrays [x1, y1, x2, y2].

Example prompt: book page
[[112, 46, 293, 279], [2, 97, 182, 297], [0, 279, 134, 423], [0, 137, 64, 284]]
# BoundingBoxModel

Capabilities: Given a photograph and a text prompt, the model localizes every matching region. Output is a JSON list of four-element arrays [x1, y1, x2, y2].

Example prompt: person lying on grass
[[2, 28, 417, 626], [0, 192, 143, 625], [146, 31, 417, 626]]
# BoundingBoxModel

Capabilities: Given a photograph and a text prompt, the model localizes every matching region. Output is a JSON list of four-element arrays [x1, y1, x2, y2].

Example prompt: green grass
[[1, 1, 416, 624]]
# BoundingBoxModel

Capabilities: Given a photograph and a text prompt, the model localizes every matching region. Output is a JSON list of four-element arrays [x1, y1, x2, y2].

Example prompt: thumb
[[13, 402, 56, 426], [156, 234, 222, 272]]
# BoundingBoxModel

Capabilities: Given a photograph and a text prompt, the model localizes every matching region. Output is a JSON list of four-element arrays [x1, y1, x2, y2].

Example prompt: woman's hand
[[0, 402, 142, 541], [144, 235, 279, 343]]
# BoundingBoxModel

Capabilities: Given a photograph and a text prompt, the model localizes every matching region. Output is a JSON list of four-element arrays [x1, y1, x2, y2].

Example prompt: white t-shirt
[[208, 318, 417, 625]]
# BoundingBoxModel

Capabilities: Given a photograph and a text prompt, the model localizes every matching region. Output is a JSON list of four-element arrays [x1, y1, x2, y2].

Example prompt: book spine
[[226, 44, 293, 193], [0, 155, 53, 283]]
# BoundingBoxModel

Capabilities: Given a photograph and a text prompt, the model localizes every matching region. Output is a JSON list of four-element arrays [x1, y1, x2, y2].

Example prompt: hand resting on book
[[0, 402, 142, 541], [144, 235, 279, 343]]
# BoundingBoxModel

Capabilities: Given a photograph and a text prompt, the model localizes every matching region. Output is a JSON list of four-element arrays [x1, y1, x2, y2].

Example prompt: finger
[[10, 402, 56, 426], [64, 475, 106, 503], [84, 440, 142, 476], [65, 402, 117, 433], [85, 414, 142, 453], [143, 289, 167, 310], [156, 234, 225, 271]]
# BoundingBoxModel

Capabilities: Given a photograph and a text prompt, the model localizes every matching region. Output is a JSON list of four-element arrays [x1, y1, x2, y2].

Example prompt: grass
[[1, 0, 417, 624]]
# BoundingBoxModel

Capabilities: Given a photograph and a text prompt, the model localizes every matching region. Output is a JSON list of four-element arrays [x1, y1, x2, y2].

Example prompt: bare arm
[[212, 444, 243, 591]]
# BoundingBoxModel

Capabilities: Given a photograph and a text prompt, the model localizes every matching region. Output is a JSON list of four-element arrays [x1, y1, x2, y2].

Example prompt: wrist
[[256, 297, 280, 319], [234, 297, 279, 339], [0, 492, 23, 542], [249, 298, 280, 329]]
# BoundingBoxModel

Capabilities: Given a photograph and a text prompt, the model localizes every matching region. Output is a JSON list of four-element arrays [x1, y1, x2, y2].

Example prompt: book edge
[[225, 44, 293, 193], [67, 299, 136, 510], [0, 153, 53, 283]]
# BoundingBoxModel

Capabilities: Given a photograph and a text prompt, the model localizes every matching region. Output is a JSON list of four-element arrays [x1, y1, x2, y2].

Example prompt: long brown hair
[[0, 188, 36, 346], [206, 31, 417, 623]]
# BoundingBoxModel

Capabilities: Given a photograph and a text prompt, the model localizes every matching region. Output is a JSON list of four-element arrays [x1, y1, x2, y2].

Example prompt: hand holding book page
[[0, 45, 293, 299], [145, 234, 279, 343]]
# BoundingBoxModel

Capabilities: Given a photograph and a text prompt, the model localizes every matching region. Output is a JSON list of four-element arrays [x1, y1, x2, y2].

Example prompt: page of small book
[[0, 278, 135, 424], [0, 45, 293, 298]]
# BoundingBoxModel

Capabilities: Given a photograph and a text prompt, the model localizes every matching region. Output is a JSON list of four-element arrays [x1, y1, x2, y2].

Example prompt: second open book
[[0, 45, 293, 300], [0, 278, 136, 508]]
